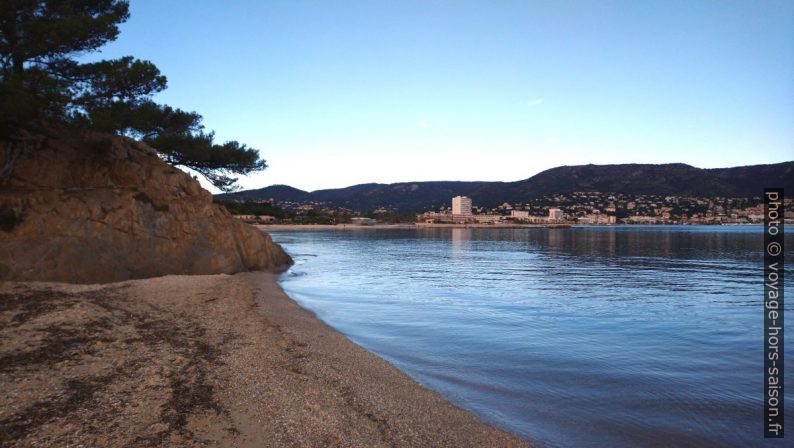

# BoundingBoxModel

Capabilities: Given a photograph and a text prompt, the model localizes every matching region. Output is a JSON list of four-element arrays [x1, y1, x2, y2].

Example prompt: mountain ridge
[[216, 162, 794, 212]]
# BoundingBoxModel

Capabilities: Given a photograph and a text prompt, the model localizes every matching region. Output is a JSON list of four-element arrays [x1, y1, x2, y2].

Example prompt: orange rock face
[[0, 133, 292, 283]]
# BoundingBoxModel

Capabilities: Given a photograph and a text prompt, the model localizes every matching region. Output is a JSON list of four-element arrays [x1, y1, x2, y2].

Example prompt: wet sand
[[0, 272, 528, 447]]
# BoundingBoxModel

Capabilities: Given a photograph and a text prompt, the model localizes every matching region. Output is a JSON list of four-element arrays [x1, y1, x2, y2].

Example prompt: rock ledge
[[0, 133, 292, 283]]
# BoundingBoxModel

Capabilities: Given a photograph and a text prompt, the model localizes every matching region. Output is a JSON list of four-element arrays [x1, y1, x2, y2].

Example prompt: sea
[[269, 225, 792, 448]]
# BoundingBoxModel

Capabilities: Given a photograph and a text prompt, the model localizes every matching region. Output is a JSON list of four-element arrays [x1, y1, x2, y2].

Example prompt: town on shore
[[225, 191, 794, 226]]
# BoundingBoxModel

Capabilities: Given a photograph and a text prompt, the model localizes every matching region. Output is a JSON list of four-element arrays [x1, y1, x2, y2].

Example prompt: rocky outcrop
[[0, 132, 292, 283]]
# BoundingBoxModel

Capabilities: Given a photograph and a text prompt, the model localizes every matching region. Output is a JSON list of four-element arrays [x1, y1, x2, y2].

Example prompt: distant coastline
[[259, 223, 418, 231], [219, 163, 793, 227], [260, 223, 561, 230], [258, 222, 764, 231], [217, 161, 794, 214]]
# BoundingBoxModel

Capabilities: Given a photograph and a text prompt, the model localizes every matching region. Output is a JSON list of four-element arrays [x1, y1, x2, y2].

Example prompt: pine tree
[[0, 0, 266, 191]]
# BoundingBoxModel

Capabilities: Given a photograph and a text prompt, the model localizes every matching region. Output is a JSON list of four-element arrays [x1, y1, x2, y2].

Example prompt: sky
[[87, 0, 794, 192]]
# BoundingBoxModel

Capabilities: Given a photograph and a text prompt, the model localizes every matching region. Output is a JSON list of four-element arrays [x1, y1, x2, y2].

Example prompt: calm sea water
[[270, 226, 792, 447]]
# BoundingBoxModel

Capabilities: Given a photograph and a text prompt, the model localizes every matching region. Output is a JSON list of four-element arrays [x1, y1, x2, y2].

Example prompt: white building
[[548, 208, 564, 221], [510, 210, 529, 219], [452, 196, 472, 215]]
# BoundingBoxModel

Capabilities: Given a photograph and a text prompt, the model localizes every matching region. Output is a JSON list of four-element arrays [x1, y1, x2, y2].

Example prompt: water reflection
[[450, 228, 472, 257], [272, 226, 792, 448], [415, 225, 763, 260]]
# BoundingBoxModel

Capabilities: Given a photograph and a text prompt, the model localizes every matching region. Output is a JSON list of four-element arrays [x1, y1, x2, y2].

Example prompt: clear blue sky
[[89, 0, 794, 192]]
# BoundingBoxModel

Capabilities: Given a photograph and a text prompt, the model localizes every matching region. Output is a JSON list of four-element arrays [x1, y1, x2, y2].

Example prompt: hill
[[216, 162, 794, 213], [0, 133, 292, 283], [224, 184, 311, 202]]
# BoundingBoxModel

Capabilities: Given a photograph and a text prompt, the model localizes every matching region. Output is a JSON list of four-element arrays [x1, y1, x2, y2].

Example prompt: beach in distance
[[261, 223, 420, 231], [257, 223, 759, 231], [260, 223, 592, 231]]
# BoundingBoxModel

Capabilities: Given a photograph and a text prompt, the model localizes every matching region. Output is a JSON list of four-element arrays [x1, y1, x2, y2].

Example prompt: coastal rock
[[0, 132, 292, 283]]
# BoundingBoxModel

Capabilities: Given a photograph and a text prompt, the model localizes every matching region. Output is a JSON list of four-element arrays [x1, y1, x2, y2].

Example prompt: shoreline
[[260, 223, 560, 230], [260, 223, 418, 231], [260, 222, 763, 231], [0, 272, 528, 447]]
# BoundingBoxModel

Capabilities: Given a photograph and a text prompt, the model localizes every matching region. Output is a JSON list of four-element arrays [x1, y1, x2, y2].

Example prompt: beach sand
[[0, 272, 528, 447], [259, 224, 418, 231], [259, 223, 558, 231]]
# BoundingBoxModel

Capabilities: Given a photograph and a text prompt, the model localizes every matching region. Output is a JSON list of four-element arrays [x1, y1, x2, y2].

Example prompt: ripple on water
[[271, 227, 793, 448]]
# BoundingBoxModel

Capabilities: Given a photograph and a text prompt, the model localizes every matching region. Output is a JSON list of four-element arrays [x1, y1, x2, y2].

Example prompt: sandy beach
[[0, 272, 528, 447], [259, 223, 569, 231], [259, 224, 419, 231]]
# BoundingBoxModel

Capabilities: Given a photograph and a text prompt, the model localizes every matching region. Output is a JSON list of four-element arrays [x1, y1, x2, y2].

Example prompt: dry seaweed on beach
[[0, 274, 528, 447]]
